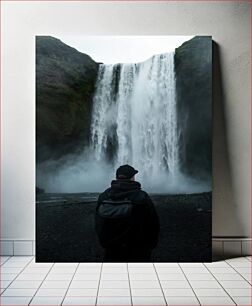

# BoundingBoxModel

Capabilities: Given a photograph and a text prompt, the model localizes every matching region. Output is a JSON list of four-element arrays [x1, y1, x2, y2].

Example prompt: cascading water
[[91, 52, 180, 189]]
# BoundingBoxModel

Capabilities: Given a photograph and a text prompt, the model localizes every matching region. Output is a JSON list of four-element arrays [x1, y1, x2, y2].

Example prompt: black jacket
[[96, 179, 160, 250]]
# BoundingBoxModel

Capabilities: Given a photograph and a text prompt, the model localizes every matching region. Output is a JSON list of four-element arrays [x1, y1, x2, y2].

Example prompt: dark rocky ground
[[36, 192, 212, 262]]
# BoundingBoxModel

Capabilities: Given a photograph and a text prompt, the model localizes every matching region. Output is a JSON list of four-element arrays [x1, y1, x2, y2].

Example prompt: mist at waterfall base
[[37, 52, 211, 195], [37, 151, 211, 194]]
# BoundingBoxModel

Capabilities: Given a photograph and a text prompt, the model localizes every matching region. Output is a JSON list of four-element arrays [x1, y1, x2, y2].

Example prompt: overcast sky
[[56, 35, 194, 64]]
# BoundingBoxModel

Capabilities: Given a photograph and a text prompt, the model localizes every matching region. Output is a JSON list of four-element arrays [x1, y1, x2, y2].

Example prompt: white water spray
[[91, 53, 179, 186]]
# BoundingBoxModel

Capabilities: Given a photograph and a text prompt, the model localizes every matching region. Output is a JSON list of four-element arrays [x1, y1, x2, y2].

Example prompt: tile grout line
[[225, 260, 252, 286], [61, 263, 80, 306], [0, 255, 13, 292], [95, 262, 103, 306], [0, 256, 35, 298], [126, 262, 133, 306], [0, 255, 12, 266], [203, 263, 238, 305], [244, 256, 251, 262], [28, 261, 55, 305], [178, 263, 202, 306], [153, 262, 168, 306]]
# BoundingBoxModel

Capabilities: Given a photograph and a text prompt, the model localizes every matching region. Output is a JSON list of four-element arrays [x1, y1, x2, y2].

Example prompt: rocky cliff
[[36, 36, 99, 162], [175, 36, 212, 180]]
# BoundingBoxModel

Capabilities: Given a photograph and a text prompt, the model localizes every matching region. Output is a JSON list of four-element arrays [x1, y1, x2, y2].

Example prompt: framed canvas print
[[36, 35, 212, 262]]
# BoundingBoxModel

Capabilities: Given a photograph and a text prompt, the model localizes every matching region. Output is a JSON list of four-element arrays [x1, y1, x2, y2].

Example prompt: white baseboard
[[0, 238, 251, 257]]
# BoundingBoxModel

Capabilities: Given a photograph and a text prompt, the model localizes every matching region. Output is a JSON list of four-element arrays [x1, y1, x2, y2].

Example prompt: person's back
[[95, 165, 160, 262]]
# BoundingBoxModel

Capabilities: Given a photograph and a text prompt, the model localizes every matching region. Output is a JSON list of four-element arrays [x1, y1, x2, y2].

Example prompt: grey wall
[[1, 1, 250, 240]]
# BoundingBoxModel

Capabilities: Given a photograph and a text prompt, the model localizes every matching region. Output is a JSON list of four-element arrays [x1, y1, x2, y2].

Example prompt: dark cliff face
[[36, 36, 99, 163], [175, 36, 212, 180]]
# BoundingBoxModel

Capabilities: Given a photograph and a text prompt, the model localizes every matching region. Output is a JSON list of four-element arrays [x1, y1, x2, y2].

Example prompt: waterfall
[[91, 52, 179, 185]]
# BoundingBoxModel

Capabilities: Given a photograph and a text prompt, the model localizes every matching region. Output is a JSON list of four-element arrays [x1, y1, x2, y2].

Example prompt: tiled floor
[[0, 256, 251, 305]]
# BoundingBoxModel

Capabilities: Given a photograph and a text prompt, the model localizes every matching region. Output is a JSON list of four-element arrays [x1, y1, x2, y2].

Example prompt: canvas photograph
[[36, 35, 212, 262]]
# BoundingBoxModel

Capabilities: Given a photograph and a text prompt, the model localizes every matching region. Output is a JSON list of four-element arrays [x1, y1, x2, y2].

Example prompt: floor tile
[[30, 296, 64, 305], [2, 261, 28, 268], [70, 280, 99, 288], [98, 288, 130, 296], [181, 267, 209, 274], [0, 256, 10, 264], [163, 288, 195, 296], [180, 263, 205, 267], [181, 273, 214, 281], [8, 280, 42, 289], [62, 296, 96, 305], [0, 296, 32, 305], [204, 261, 230, 267], [132, 296, 166, 305], [40, 280, 71, 288], [35, 287, 67, 296], [228, 261, 251, 268], [129, 273, 157, 281], [0, 280, 13, 289], [66, 288, 98, 296], [101, 273, 128, 281], [8, 256, 33, 262], [27, 262, 53, 268], [232, 296, 252, 305], [194, 288, 228, 296], [102, 263, 127, 268], [50, 267, 77, 274], [45, 273, 73, 281], [189, 280, 222, 288], [165, 296, 200, 305], [234, 267, 252, 274], [207, 267, 236, 274], [16, 273, 46, 281], [214, 273, 245, 281], [198, 296, 236, 305], [1, 274, 17, 281], [22, 267, 50, 274], [79, 262, 102, 267], [219, 280, 252, 288], [154, 263, 179, 267], [128, 267, 155, 273], [1, 267, 24, 274], [241, 273, 252, 283], [160, 280, 191, 288], [128, 263, 152, 267], [99, 281, 129, 288], [225, 287, 252, 296], [227, 257, 250, 263], [131, 288, 163, 296], [130, 280, 160, 288], [53, 263, 78, 267], [2, 288, 37, 296], [74, 273, 100, 281], [155, 267, 182, 273], [76, 267, 101, 274], [102, 267, 128, 274], [97, 296, 131, 305], [158, 273, 186, 280]]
